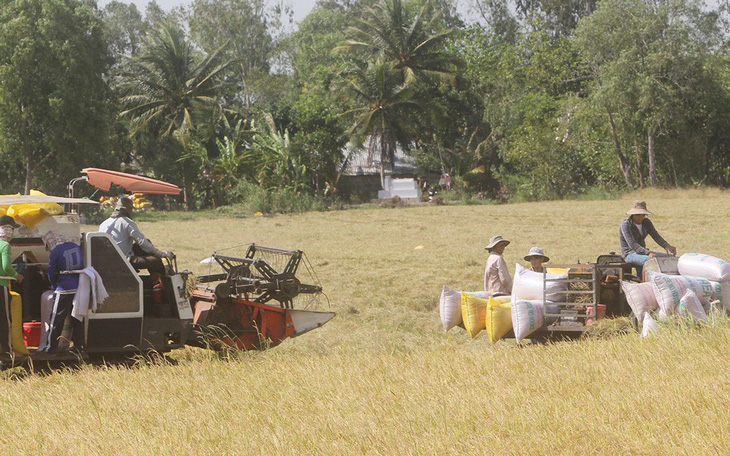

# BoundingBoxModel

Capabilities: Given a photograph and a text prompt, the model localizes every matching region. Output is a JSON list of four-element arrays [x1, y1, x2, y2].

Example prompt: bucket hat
[[626, 200, 653, 216], [524, 246, 550, 262], [0, 215, 20, 228], [485, 235, 510, 251]]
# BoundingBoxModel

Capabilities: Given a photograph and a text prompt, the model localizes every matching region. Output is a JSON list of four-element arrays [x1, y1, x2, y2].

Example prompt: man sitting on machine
[[99, 196, 173, 279]]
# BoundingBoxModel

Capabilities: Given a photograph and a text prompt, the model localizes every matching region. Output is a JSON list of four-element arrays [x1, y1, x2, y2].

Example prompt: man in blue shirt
[[42, 231, 84, 353]]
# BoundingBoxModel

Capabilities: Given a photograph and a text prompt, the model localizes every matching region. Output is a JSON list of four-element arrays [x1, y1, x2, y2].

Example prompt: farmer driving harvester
[[620, 200, 677, 277], [99, 196, 173, 277]]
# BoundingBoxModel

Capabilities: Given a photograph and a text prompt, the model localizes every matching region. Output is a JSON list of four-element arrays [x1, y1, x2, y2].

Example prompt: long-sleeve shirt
[[0, 239, 17, 287], [99, 216, 160, 259], [48, 242, 83, 291], [484, 252, 512, 295], [619, 217, 670, 257]]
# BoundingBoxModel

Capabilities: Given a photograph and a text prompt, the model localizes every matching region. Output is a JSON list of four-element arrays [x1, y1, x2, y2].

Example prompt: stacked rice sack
[[622, 253, 730, 336], [511, 264, 567, 342], [439, 286, 512, 343], [439, 264, 567, 343]]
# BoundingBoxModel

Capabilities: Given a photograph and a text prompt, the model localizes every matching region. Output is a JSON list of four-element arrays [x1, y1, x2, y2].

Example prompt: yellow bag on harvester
[[10, 292, 30, 355], [485, 296, 512, 344], [6, 190, 63, 228], [461, 293, 489, 338]]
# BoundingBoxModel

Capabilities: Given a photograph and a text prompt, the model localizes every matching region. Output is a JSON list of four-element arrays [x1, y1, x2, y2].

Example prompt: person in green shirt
[[0, 215, 23, 355]]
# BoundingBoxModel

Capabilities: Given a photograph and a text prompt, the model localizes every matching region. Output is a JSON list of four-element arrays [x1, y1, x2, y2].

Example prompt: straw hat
[[626, 200, 653, 216], [485, 235, 510, 250], [524, 246, 550, 262]]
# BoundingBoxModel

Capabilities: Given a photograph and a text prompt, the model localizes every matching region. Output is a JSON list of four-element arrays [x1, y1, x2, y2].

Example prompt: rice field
[[2, 189, 730, 454]]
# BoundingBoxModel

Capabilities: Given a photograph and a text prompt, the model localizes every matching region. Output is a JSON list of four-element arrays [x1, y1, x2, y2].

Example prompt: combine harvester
[[1, 168, 334, 367]]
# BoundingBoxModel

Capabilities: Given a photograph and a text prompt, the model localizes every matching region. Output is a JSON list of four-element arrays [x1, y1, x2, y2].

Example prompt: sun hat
[[0, 215, 20, 228], [115, 196, 134, 211], [524, 246, 550, 262], [485, 235, 510, 251], [626, 200, 653, 216]]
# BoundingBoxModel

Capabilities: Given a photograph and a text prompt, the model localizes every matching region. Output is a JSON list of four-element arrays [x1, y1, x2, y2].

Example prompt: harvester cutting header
[[0, 168, 334, 368]]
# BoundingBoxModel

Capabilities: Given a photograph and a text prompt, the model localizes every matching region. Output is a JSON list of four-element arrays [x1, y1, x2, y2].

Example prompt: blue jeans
[[624, 251, 673, 278]]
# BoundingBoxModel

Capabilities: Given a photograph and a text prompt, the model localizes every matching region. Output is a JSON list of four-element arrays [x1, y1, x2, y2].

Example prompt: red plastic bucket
[[23, 321, 41, 348], [585, 304, 607, 326]]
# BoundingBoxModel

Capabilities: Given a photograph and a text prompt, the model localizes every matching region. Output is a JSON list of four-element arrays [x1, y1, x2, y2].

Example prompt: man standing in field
[[620, 201, 677, 277], [484, 235, 512, 295]]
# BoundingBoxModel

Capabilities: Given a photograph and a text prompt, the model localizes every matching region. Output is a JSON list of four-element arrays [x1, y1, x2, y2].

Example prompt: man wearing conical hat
[[484, 235, 512, 295], [620, 201, 676, 276]]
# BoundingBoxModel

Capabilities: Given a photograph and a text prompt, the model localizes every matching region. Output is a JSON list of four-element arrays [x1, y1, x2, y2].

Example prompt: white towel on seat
[[72, 267, 109, 319]]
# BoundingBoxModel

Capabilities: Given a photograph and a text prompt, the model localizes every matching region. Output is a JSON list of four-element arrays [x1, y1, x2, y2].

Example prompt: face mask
[[0, 226, 14, 239]]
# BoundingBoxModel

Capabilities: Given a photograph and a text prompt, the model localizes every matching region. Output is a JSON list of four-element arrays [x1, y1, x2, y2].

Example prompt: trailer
[[524, 253, 678, 341]]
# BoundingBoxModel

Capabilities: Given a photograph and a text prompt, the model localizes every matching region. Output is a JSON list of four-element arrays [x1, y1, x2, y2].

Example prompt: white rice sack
[[512, 264, 568, 302], [439, 286, 462, 331], [709, 280, 730, 313], [621, 281, 658, 322], [641, 313, 660, 338], [440, 286, 492, 331], [650, 272, 715, 316], [678, 289, 709, 323], [511, 299, 545, 343], [678, 253, 730, 282]]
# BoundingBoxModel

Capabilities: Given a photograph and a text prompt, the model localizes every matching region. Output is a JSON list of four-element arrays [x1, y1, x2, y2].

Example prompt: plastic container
[[585, 304, 607, 326], [23, 321, 41, 348]]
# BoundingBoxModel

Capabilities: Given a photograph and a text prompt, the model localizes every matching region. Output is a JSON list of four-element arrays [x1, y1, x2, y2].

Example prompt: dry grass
[[2, 190, 730, 454]]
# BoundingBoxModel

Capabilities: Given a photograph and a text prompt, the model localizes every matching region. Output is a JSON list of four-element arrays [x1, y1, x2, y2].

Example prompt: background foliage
[[1, 0, 730, 206]]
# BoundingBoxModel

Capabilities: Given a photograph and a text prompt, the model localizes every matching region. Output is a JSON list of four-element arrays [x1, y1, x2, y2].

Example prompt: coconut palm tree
[[336, 0, 463, 86], [119, 20, 230, 209], [342, 59, 424, 186]]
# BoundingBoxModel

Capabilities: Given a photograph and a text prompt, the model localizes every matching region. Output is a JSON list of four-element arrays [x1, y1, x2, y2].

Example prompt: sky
[[98, 0, 321, 24]]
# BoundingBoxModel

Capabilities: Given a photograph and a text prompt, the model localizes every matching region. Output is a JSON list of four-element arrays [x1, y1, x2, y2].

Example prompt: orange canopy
[[82, 168, 181, 195]]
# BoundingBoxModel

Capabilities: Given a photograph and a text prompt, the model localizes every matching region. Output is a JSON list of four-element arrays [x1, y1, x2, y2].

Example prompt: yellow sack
[[486, 297, 513, 344], [546, 267, 570, 275], [461, 294, 490, 338], [6, 190, 63, 228], [10, 291, 30, 355]]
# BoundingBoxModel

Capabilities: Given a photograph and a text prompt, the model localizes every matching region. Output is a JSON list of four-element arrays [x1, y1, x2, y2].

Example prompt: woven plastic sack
[[678, 289, 709, 323], [511, 299, 545, 343], [678, 253, 730, 282], [439, 286, 462, 331], [440, 287, 491, 331], [650, 272, 714, 316], [621, 281, 658, 321], [485, 296, 512, 343], [709, 280, 730, 312], [461, 293, 490, 338], [512, 264, 568, 302], [641, 313, 660, 338]]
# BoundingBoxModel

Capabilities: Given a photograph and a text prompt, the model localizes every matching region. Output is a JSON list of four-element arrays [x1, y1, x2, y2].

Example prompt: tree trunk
[[647, 122, 658, 187], [606, 108, 635, 188], [24, 153, 33, 195], [182, 177, 197, 211], [635, 144, 645, 188]]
